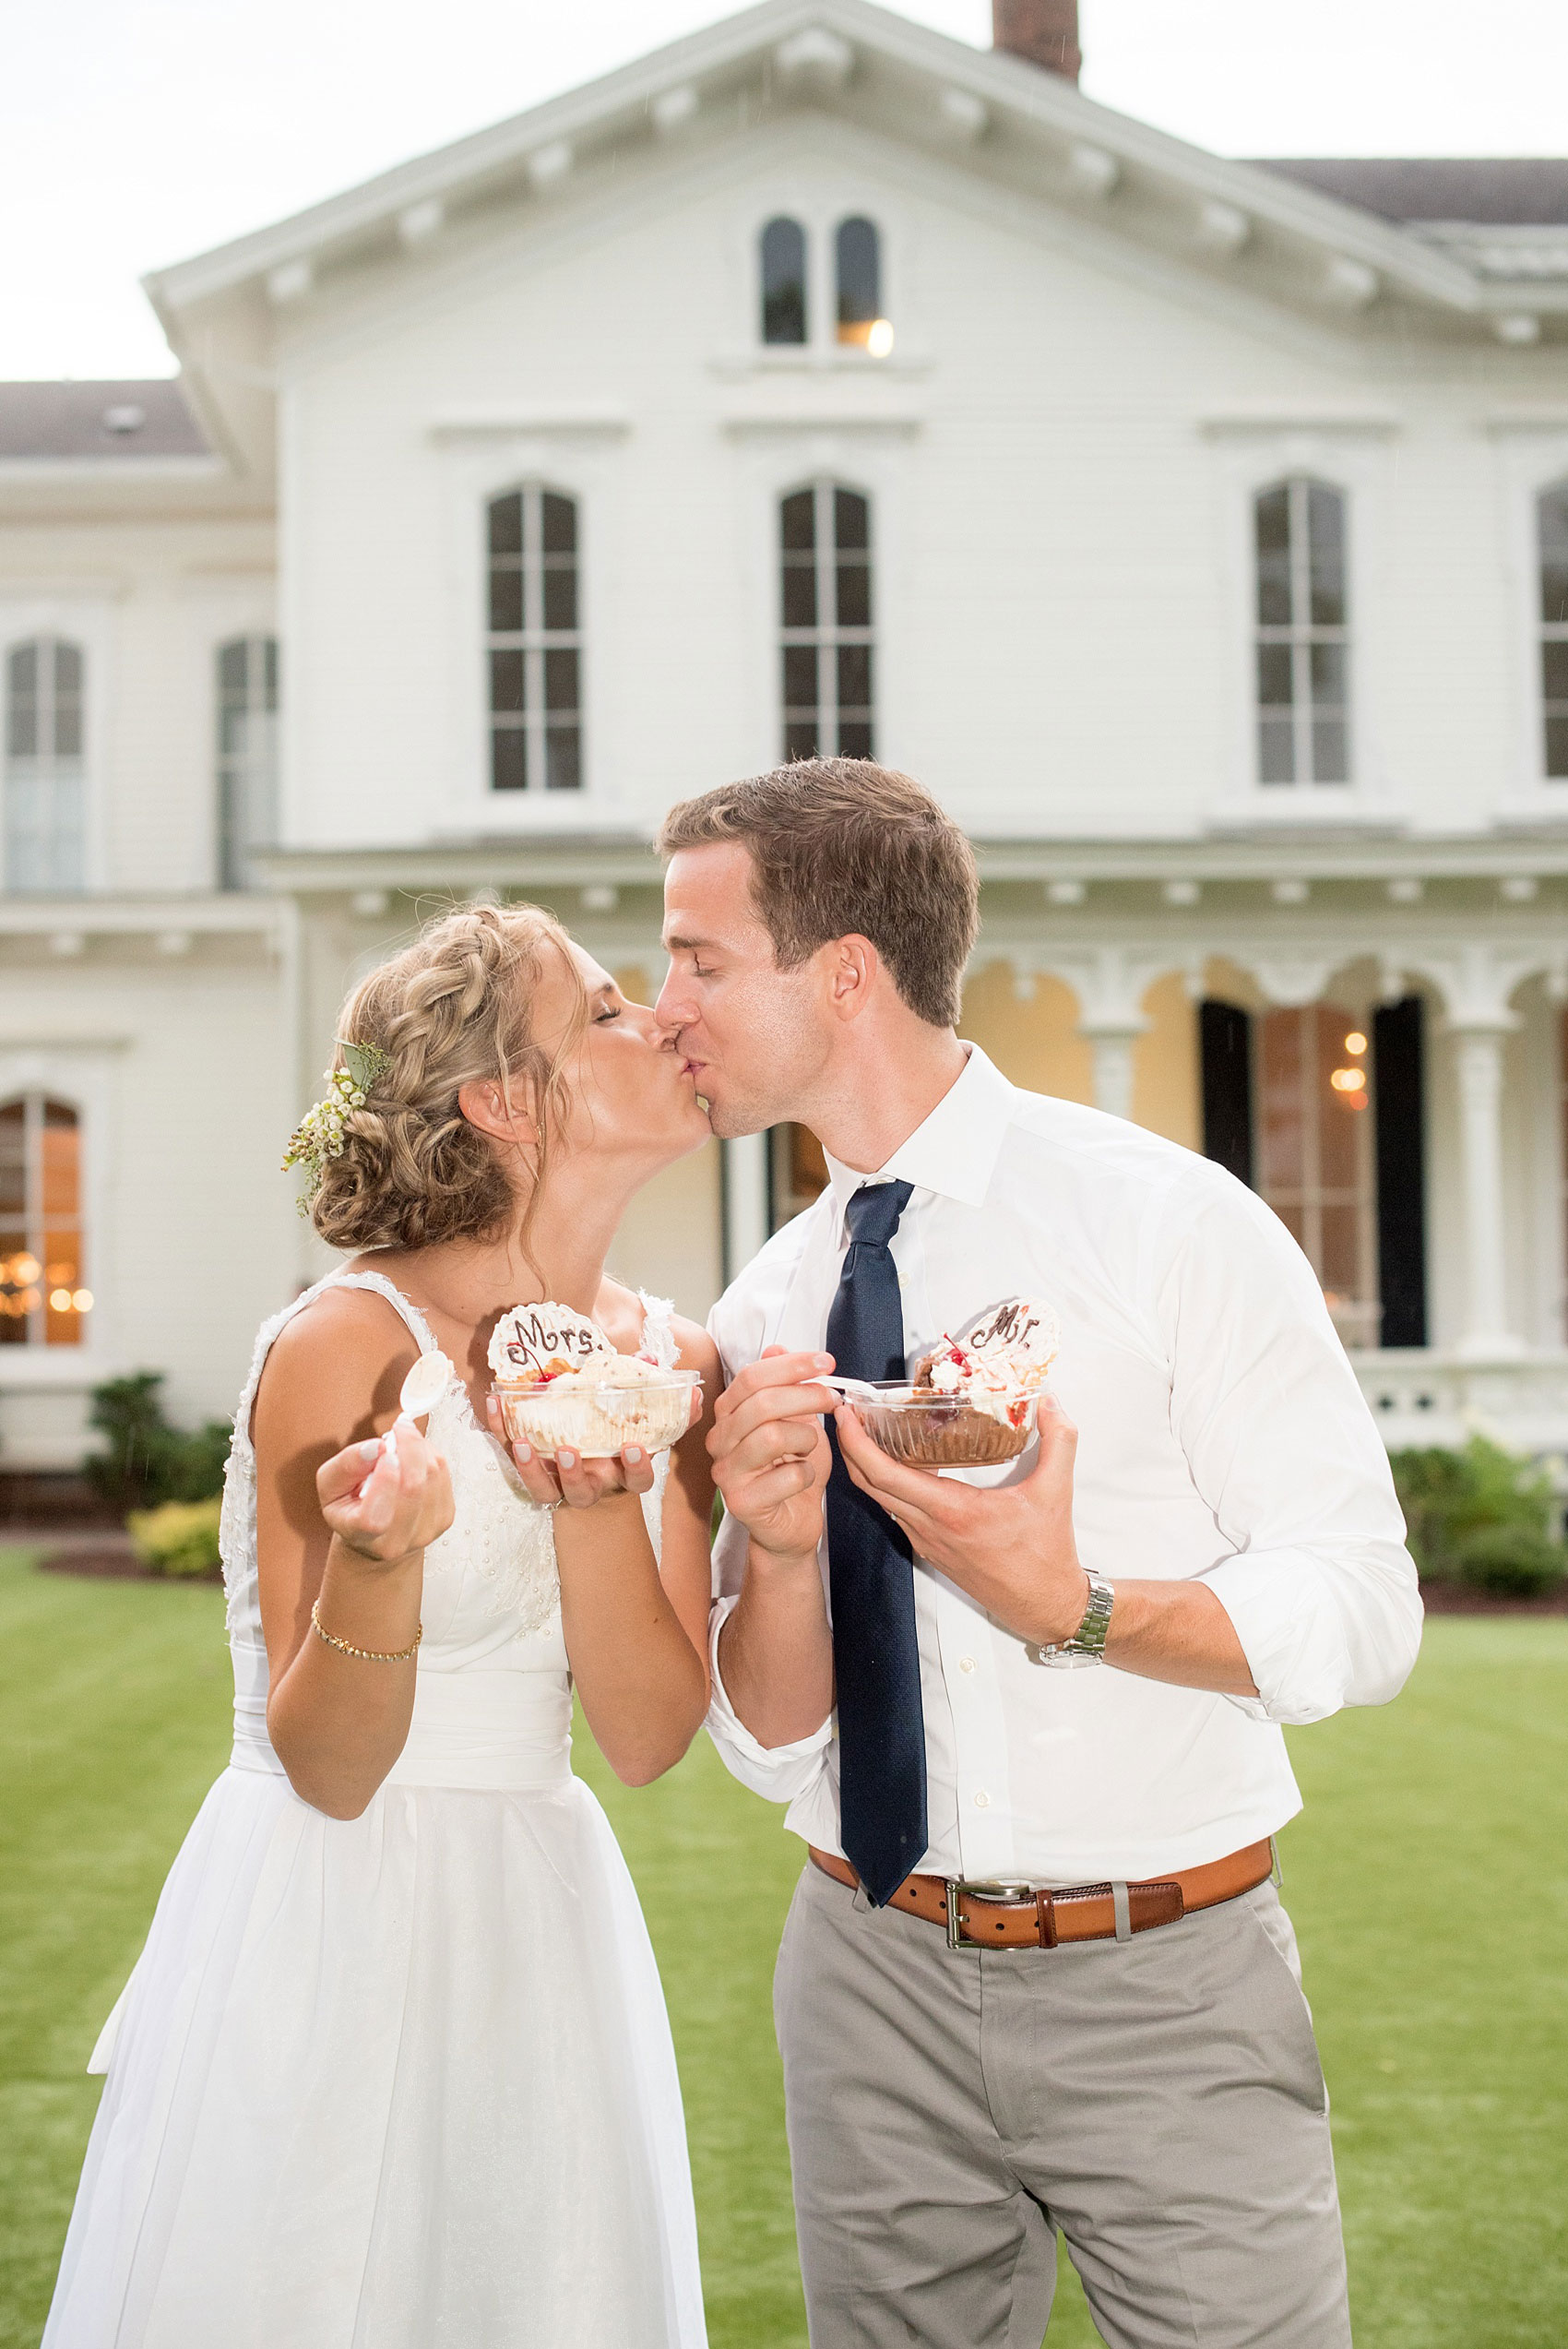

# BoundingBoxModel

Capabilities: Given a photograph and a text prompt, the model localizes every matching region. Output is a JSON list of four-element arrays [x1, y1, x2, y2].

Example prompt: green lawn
[[1, 1545, 1563, 2348]]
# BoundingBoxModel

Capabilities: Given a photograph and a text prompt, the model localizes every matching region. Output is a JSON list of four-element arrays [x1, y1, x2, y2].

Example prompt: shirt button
[[958, 1655, 977, 1675], [973, 1790, 991, 1808]]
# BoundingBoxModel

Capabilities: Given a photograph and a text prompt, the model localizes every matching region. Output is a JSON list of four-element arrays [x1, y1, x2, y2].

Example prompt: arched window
[[0, 1095, 88, 1348], [216, 636, 279, 888], [1539, 482, 1568, 778], [1253, 478, 1349, 785], [835, 217, 890, 353], [487, 486, 582, 793], [779, 483, 873, 760], [761, 217, 807, 345], [5, 637, 86, 891]]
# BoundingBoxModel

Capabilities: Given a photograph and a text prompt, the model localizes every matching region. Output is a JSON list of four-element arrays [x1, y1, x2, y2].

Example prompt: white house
[[4, 0, 1568, 1492]]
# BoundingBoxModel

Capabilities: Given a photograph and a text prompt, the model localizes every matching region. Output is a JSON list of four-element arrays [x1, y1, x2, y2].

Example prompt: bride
[[44, 902, 717, 2348]]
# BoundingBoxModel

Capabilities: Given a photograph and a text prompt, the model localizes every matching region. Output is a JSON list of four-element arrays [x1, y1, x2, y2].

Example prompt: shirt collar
[[823, 1044, 1016, 1222]]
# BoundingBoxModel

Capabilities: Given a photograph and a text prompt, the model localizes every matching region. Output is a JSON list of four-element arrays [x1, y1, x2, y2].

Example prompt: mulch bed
[[9, 1534, 1564, 1612], [1415, 1578, 1568, 1616], [2, 1532, 220, 1585]]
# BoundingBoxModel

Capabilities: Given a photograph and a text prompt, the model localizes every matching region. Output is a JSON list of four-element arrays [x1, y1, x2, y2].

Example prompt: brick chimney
[[992, 0, 1081, 82]]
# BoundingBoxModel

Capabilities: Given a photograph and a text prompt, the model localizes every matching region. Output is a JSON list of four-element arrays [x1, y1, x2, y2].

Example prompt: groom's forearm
[[718, 1544, 835, 1749], [1103, 1579, 1258, 1697]]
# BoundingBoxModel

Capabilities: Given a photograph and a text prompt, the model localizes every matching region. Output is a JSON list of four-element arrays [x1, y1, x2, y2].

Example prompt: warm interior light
[[1330, 1067, 1367, 1092], [1344, 1031, 1368, 1055], [839, 316, 895, 354], [50, 1288, 73, 1313], [11, 1252, 40, 1285], [72, 1287, 93, 1313]]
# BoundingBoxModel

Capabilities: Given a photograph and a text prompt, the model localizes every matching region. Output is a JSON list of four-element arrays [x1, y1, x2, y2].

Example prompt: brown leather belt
[[809, 1839, 1274, 1950]]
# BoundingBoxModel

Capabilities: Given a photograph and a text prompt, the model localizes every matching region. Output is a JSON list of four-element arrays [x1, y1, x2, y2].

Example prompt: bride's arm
[[254, 1294, 453, 1820]]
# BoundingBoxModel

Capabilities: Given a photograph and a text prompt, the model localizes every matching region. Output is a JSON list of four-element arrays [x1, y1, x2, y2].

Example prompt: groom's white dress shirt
[[705, 1045, 1421, 1888]]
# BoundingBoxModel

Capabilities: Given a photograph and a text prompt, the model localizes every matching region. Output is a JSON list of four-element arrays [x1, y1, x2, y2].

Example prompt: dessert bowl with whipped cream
[[849, 1298, 1059, 1468], [489, 1302, 700, 1461]]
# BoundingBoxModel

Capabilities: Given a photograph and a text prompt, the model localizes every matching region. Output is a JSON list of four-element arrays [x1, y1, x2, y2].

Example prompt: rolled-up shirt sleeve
[[1157, 1168, 1423, 1726], [701, 1275, 836, 1806], [705, 1592, 835, 1801]]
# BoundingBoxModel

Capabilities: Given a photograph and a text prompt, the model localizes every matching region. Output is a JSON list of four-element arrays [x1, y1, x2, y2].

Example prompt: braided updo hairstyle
[[310, 903, 588, 1254]]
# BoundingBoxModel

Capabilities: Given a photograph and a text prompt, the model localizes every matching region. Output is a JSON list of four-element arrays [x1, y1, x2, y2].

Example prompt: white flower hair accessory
[[281, 1037, 394, 1200]]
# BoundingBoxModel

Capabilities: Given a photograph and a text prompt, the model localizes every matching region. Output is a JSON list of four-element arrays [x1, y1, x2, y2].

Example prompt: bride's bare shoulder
[[593, 1278, 714, 1376], [594, 1277, 649, 1355], [255, 1281, 419, 1437]]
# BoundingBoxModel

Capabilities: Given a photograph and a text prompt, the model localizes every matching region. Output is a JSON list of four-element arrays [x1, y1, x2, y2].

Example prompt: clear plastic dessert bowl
[[492, 1369, 702, 1461], [846, 1381, 1038, 1468]]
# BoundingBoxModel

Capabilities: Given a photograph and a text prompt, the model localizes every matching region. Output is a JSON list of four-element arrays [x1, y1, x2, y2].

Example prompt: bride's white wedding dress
[[43, 1270, 707, 2349]]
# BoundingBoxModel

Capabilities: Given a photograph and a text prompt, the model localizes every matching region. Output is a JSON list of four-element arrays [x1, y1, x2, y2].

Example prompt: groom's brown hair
[[657, 757, 978, 1029]]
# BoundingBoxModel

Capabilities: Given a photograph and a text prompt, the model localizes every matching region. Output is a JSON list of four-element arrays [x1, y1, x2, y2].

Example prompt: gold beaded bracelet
[[310, 1596, 422, 1664]]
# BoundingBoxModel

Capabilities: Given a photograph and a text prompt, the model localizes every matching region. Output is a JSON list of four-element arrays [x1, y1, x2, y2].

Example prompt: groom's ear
[[457, 1079, 539, 1150], [826, 935, 879, 1023]]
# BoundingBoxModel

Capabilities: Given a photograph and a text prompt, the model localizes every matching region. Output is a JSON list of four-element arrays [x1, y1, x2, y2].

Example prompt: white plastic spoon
[[381, 1350, 456, 1468], [398, 1351, 455, 1419]]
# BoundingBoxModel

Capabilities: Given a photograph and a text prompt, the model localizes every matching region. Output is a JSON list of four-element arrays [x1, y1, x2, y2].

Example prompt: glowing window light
[[50, 1287, 73, 1312], [866, 318, 895, 358], [1343, 1031, 1368, 1055], [1330, 1067, 1367, 1092], [72, 1287, 93, 1312]]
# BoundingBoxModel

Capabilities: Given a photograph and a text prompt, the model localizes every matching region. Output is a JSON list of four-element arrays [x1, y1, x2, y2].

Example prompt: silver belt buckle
[[945, 1878, 1036, 1951]]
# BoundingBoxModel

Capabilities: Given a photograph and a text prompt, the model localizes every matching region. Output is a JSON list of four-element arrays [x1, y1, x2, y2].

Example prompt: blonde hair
[[310, 902, 587, 1254]]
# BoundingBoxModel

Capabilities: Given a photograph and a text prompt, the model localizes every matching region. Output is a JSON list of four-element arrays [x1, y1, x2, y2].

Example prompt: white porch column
[[720, 1132, 771, 1286], [1084, 1026, 1141, 1121], [1452, 1022, 1523, 1358], [1048, 947, 1165, 1127]]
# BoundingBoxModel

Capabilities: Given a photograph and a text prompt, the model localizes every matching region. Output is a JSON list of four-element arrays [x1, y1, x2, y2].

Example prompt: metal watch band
[[1029, 1571, 1115, 1668]]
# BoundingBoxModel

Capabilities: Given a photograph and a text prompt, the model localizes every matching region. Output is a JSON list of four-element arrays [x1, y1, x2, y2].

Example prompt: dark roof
[[1254, 159, 1568, 225], [0, 378, 209, 460]]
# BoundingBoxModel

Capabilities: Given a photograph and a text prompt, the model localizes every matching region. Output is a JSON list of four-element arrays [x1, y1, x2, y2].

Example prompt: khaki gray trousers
[[774, 1862, 1350, 2348]]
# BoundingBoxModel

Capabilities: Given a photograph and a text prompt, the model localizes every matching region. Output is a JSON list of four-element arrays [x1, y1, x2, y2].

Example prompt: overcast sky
[[5, 0, 1565, 380]]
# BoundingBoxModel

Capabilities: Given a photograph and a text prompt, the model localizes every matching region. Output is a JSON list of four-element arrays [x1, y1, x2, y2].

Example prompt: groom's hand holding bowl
[[835, 1390, 1092, 1651]]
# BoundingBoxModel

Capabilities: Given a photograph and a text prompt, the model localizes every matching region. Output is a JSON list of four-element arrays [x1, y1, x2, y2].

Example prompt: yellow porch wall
[[1132, 972, 1201, 1150], [959, 962, 1093, 1103]]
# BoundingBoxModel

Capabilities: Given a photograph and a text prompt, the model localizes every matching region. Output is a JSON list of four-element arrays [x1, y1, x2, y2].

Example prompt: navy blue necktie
[[826, 1179, 927, 1907]]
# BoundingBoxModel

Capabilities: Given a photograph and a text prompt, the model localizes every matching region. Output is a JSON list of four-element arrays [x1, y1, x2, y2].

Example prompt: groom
[[655, 758, 1420, 2349]]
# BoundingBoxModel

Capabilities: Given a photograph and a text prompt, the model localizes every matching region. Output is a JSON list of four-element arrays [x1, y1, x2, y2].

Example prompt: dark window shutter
[[1200, 1000, 1253, 1187], [1373, 996, 1427, 1347]]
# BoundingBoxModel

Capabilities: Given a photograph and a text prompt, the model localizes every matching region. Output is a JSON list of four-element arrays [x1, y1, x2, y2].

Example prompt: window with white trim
[[487, 486, 582, 793], [1253, 478, 1350, 785], [761, 217, 808, 345], [780, 483, 873, 761], [216, 636, 279, 889], [5, 638, 86, 890], [1539, 481, 1568, 779], [0, 1094, 89, 1348]]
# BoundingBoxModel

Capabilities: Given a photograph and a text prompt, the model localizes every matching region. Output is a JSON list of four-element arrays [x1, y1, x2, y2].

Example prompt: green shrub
[[126, 1496, 224, 1579], [1390, 1435, 1565, 1587], [85, 1373, 232, 1512], [1452, 1521, 1568, 1601]]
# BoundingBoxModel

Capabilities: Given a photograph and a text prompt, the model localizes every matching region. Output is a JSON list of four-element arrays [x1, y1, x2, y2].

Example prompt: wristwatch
[[1028, 1571, 1115, 1668]]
